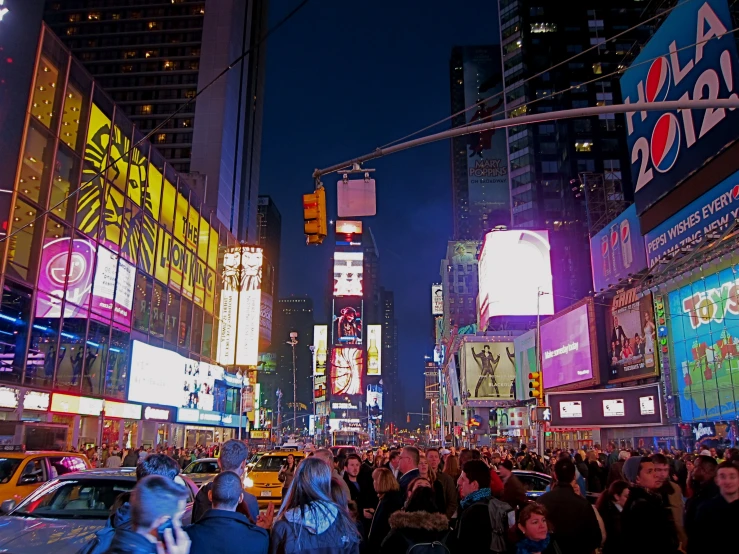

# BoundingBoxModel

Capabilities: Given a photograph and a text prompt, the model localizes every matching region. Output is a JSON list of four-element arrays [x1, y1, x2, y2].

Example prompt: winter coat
[[598, 501, 626, 554], [269, 501, 360, 554], [367, 491, 405, 554], [586, 461, 603, 493], [121, 452, 138, 468], [685, 479, 719, 553], [398, 468, 420, 495], [435, 471, 458, 519], [659, 480, 687, 550], [621, 485, 679, 554], [192, 481, 259, 524], [538, 483, 601, 554], [446, 497, 494, 554], [78, 494, 132, 554], [102, 529, 157, 554], [502, 475, 527, 512], [691, 494, 739, 552], [186, 509, 269, 554], [379, 511, 450, 554]]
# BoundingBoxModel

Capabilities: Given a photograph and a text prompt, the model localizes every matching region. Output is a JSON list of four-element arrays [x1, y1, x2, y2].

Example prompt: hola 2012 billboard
[[620, 0, 739, 215]]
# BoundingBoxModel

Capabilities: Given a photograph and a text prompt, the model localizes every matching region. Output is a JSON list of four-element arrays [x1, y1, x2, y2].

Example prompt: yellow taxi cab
[[0, 446, 90, 505], [243, 450, 304, 506]]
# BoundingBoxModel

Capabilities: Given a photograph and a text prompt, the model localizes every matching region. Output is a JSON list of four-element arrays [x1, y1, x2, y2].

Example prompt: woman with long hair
[[417, 455, 446, 513], [595, 480, 629, 554], [443, 454, 460, 482], [515, 503, 561, 554], [278, 453, 298, 500], [379, 486, 449, 554], [367, 468, 404, 553], [270, 457, 361, 554]]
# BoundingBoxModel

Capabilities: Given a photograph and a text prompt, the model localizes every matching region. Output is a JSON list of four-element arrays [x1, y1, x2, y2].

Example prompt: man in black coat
[[690, 461, 739, 552], [397, 446, 421, 495], [447, 460, 495, 554], [343, 453, 378, 535], [684, 454, 719, 552], [539, 457, 602, 554], [186, 471, 269, 554]]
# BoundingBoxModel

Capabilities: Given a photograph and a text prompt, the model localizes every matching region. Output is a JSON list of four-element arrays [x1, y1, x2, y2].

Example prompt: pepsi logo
[[650, 113, 681, 173], [610, 230, 619, 248], [732, 184, 739, 199], [645, 57, 671, 103], [621, 224, 630, 242], [601, 240, 608, 255]]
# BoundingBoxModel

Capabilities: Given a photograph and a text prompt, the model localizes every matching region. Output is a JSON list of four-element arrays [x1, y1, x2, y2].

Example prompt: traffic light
[[528, 371, 544, 404], [303, 187, 327, 245]]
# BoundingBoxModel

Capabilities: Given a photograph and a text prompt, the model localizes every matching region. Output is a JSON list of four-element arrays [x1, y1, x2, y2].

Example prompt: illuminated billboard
[[313, 325, 328, 376], [35, 238, 96, 318], [336, 221, 362, 246], [90, 245, 135, 325], [606, 288, 658, 383], [463, 340, 516, 401], [432, 284, 443, 315], [217, 246, 263, 366], [513, 330, 537, 400], [333, 301, 362, 346], [331, 347, 362, 395], [333, 252, 363, 297], [478, 230, 553, 321], [366, 325, 381, 375], [540, 299, 599, 390], [367, 384, 383, 420]]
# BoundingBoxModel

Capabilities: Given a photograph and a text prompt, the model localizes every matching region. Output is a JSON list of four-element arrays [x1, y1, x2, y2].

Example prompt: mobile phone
[[157, 518, 177, 547]]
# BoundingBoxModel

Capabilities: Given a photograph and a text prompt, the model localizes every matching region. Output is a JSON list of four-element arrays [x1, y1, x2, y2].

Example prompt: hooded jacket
[[78, 494, 133, 554], [269, 501, 360, 554], [102, 528, 157, 554], [186, 509, 269, 554], [379, 511, 449, 554], [621, 485, 679, 554]]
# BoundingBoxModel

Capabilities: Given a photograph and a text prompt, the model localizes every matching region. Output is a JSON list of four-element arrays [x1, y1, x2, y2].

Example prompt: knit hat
[[700, 449, 711, 456], [622, 455, 643, 484]]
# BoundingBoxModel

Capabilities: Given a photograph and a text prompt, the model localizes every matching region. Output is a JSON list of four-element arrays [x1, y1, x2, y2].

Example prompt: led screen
[[313, 325, 328, 376], [606, 288, 658, 382], [366, 325, 381, 375], [333, 252, 363, 297], [35, 238, 95, 317], [463, 341, 516, 400], [333, 301, 362, 346], [331, 347, 362, 395], [367, 384, 383, 420], [432, 285, 443, 315], [540, 302, 594, 389], [478, 230, 553, 321]]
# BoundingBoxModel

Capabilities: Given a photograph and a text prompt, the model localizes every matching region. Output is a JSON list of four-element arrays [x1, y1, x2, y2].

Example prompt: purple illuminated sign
[[540, 303, 594, 389], [36, 238, 95, 318]]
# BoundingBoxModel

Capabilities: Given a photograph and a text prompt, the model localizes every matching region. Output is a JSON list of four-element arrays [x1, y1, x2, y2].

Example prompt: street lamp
[[287, 332, 298, 438]]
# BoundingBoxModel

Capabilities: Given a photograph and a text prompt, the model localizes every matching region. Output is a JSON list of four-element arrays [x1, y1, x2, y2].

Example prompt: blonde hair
[[372, 467, 399, 495]]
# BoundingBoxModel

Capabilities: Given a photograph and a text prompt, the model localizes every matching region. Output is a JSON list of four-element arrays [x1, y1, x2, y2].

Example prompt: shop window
[[30, 59, 62, 131], [26, 316, 61, 388], [50, 145, 80, 223], [104, 329, 129, 399], [7, 199, 41, 283], [83, 320, 109, 396], [133, 273, 152, 333], [150, 281, 166, 337], [0, 281, 32, 384], [178, 298, 192, 349], [18, 122, 55, 206], [575, 141, 593, 152], [61, 72, 89, 154], [164, 291, 180, 345]]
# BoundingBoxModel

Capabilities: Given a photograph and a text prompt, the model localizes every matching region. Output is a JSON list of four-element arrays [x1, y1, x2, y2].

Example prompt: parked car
[[182, 457, 220, 487], [243, 451, 305, 507], [0, 468, 197, 554], [512, 470, 552, 498]]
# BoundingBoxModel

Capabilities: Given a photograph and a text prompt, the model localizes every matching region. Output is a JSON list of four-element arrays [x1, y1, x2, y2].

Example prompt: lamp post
[[536, 286, 549, 453], [287, 332, 298, 437]]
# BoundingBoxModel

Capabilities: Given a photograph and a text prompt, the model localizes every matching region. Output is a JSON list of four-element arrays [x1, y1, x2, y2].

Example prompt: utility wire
[[0, 0, 310, 245], [378, 0, 693, 150]]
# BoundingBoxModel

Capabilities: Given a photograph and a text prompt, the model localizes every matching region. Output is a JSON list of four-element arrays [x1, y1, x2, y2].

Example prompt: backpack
[[403, 533, 451, 554], [487, 497, 514, 554]]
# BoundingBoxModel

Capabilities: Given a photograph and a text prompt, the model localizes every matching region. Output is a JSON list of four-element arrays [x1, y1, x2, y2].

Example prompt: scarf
[[516, 535, 551, 554], [460, 487, 492, 510]]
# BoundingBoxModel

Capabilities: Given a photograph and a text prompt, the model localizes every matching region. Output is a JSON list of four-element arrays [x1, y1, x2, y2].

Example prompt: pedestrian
[[343, 453, 378, 534], [278, 454, 298, 499], [103, 475, 191, 554], [538, 457, 601, 554], [443, 453, 460, 483], [367, 468, 404, 553], [447, 459, 496, 553], [621, 456, 679, 554], [514, 503, 562, 554], [417, 455, 446, 514], [122, 448, 138, 468], [586, 451, 603, 493], [426, 448, 458, 519], [397, 447, 420, 495], [186, 471, 269, 554], [499, 459, 527, 513], [269, 457, 361, 554], [191, 439, 259, 524], [690, 460, 739, 551], [652, 453, 687, 550], [595, 480, 629, 554], [386, 450, 402, 480], [684, 454, 718, 552], [106, 450, 123, 469], [379, 486, 449, 554], [606, 450, 630, 486], [315, 448, 351, 501]]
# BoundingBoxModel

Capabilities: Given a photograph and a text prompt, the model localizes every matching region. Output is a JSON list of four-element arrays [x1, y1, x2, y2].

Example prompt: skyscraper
[[257, 195, 282, 301], [380, 288, 401, 425], [43, 0, 267, 241]]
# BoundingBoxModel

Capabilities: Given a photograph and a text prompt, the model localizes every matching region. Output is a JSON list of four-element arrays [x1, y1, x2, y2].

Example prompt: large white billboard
[[217, 246, 263, 366], [333, 252, 363, 297], [478, 230, 553, 321]]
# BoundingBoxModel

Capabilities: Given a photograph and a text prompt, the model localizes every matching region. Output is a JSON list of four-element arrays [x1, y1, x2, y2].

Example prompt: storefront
[[0, 386, 51, 421], [177, 408, 243, 448]]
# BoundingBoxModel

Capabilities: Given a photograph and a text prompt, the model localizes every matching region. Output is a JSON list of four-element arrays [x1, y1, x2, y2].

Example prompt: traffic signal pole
[[312, 99, 739, 179]]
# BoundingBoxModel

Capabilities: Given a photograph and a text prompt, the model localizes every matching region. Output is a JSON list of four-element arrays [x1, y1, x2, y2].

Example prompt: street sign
[[534, 406, 552, 422]]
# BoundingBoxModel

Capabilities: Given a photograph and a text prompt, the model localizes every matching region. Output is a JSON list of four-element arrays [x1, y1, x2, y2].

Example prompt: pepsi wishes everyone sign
[[620, 0, 739, 215]]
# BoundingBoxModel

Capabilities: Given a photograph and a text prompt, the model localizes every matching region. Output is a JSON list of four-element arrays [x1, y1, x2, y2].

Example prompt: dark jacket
[[502, 475, 527, 512], [690, 494, 739, 552], [606, 460, 625, 486], [586, 461, 603, 493], [684, 479, 719, 551], [398, 468, 420, 495], [269, 501, 361, 554], [79, 494, 132, 554], [121, 452, 138, 468], [435, 471, 458, 519], [186, 509, 269, 554], [379, 510, 450, 554], [102, 529, 157, 554], [368, 490, 405, 554], [344, 471, 378, 535], [447, 497, 493, 554], [621, 485, 679, 554], [191, 480, 259, 524], [597, 500, 626, 554], [538, 483, 601, 554]]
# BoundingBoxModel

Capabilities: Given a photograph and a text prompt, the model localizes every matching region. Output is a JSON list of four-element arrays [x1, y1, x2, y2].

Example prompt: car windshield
[[184, 461, 219, 474], [12, 479, 135, 519], [0, 458, 23, 484], [253, 455, 299, 471]]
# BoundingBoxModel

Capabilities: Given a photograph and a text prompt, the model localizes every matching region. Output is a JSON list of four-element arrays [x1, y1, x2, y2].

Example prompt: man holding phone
[[105, 475, 191, 554]]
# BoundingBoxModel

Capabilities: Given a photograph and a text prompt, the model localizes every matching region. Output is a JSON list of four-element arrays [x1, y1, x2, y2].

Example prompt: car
[[511, 470, 552, 498], [182, 457, 220, 487], [243, 450, 305, 507], [245, 452, 264, 472], [0, 447, 91, 505], [0, 468, 198, 554]]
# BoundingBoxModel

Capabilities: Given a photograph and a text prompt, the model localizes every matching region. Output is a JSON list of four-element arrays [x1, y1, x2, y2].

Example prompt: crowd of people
[[78, 443, 224, 469], [86, 439, 739, 554]]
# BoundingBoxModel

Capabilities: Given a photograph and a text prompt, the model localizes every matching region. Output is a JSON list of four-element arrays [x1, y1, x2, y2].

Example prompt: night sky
[[260, 0, 499, 419]]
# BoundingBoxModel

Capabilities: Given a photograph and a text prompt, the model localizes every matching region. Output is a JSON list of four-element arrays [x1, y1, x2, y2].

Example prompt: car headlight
[[244, 477, 254, 488]]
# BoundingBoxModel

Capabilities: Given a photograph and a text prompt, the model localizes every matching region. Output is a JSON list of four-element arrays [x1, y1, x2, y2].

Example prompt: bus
[[331, 430, 369, 448]]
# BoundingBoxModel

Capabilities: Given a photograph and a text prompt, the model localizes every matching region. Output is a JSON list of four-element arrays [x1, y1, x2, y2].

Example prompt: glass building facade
[[0, 25, 237, 418]]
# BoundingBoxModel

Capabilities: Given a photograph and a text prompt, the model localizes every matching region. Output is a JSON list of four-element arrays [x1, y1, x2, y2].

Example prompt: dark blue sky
[[260, 0, 499, 418]]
